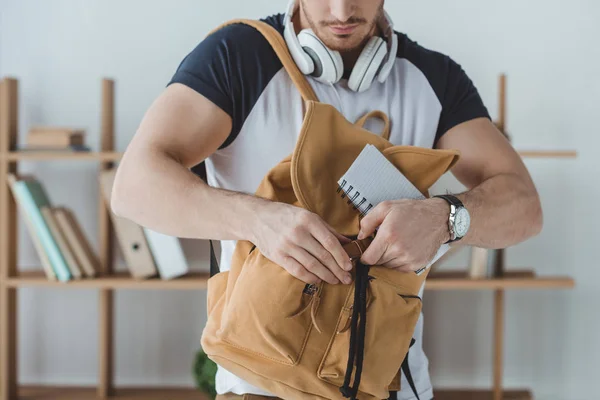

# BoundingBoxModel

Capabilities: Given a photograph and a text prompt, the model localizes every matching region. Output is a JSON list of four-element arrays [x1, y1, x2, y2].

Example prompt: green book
[[12, 179, 72, 282]]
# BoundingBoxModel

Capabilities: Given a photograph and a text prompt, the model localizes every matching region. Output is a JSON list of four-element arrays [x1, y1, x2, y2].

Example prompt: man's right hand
[[251, 202, 354, 285]]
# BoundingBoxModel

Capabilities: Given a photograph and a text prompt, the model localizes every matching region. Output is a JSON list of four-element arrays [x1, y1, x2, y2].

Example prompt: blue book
[[11, 178, 72, 282]]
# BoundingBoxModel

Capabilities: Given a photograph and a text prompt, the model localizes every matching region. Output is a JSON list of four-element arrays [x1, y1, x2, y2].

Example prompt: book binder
[[99, 169, 158, 279]]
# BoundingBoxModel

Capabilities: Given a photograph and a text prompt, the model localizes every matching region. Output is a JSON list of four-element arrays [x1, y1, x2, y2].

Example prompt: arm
[[112, 86, 352, 285], [111, 83, 256, 241], [357, 118, 542, 270], [357, 117, 543, 271], [434, 117, 543, 249]]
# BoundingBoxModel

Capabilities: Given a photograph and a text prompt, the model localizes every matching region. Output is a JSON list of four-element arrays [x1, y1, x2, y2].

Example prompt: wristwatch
[[434, 194, 470, 244]]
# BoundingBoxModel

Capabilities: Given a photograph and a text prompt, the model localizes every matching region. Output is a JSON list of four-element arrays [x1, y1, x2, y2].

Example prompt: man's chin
[[319, 35, 366, 53]]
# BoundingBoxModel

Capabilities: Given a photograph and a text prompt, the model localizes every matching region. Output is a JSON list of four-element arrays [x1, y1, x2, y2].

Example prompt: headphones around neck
[[283, 0, 398, 93]]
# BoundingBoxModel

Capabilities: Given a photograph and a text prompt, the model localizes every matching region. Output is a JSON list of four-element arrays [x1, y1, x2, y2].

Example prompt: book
[[143, 228, 189, 280], [99, 169, 158, 279], [7, 174, 71, 282], [53, 207, 99, 278], [468, 247, 489, 279], [41, 206, 83, 279], [27, 128, 84, 147], [337, 144, 451, 275], [7, 175, 56, 280]]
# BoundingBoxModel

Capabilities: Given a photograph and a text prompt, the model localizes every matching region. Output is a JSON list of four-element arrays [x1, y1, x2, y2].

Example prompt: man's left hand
[[356, 198, 450, 272]]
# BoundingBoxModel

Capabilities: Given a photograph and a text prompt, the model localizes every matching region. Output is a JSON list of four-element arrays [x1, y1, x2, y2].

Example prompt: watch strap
[[433, 194, 464, 244], [434, 194, 464, 209]]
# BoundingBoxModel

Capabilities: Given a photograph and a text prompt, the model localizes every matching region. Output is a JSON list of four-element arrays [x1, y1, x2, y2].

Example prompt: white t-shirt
[[168, 12, 489, 400]]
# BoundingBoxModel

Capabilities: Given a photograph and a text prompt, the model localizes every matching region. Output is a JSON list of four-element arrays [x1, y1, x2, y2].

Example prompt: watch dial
[[455, 208, 471, 237]]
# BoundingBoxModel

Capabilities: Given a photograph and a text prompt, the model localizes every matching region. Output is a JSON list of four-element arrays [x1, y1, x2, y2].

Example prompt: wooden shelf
[[434, 389, 532, 400], [3, 270, 209, 290], [517, 150, 577, 158], [2, 151, 123, 161], [427, 269, 574, 290], [18, 386, 206, 400], [3, 268, 574, 292]]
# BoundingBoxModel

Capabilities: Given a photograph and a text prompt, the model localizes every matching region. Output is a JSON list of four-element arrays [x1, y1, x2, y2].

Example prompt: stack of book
[[6, 171, 191, 282], [8, 174, 100, 282], [20, 126, 90, 152], [99, 168, 190, 280]]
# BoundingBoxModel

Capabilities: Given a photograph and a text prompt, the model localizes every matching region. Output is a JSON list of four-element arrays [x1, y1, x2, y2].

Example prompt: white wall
[[1, 0, 597, 398]]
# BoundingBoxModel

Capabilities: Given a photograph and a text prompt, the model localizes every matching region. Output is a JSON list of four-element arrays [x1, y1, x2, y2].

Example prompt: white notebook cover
[[143, 228, 189, 280]]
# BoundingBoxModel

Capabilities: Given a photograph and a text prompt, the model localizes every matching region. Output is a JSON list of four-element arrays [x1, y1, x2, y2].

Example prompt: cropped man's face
[[300, 0, 385, 52]]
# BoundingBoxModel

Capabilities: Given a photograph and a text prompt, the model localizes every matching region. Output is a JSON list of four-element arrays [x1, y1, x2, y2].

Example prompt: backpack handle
[[209, 19, 319, 103], [355, 110, 391, 141]]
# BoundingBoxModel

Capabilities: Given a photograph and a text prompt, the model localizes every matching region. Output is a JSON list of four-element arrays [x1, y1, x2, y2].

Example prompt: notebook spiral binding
[[336, 179, 374, 216]]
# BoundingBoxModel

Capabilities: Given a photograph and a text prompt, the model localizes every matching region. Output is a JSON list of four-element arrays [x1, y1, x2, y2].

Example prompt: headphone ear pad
[[348, 36, 388, 92], [297, 29, 343, 84]]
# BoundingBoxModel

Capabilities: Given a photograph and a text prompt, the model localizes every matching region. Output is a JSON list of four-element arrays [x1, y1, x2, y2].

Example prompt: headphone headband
[[377, 10, 398, 83], [283, 0, 314, 74]]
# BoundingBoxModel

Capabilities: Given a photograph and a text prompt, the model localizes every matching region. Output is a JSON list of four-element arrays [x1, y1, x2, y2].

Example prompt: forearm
[[111, 145, 268, 241], [442, 172, 543, 249]]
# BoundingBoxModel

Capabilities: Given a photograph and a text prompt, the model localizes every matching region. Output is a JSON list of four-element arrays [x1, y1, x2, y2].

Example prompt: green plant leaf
[[193, 349, 218, 399]]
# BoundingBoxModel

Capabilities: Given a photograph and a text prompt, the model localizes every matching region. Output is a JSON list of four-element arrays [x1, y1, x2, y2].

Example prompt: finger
[[313, 222, 354, 273], [304, 233, 353, 285], [322, 221, 352, 244], [280, 256, 321, 284], [358, 203, 389, 239], [360, 237, 388, 265], [291, 247, 340, 285]]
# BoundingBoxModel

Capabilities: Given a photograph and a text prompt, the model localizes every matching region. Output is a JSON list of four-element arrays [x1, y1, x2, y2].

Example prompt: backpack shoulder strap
[[209, 19, 319, 103]]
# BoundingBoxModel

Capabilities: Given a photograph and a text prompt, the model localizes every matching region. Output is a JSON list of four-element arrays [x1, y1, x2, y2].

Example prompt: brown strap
[[208, 19, 318, 103], [355, 110, 391, 141], [343, 237, 374, 260]]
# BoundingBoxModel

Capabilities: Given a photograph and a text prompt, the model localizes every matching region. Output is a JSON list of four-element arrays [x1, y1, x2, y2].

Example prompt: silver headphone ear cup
[[297, 29, 343, 84], [348, 36, 387, 92]]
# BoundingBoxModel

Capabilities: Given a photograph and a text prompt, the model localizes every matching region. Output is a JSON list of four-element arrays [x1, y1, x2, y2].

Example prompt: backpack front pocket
[[317, 270, 423, 399], [218, 248, 320, 365]]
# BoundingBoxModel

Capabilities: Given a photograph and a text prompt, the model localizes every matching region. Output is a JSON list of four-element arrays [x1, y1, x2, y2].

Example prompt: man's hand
[[252, 202, 354, 285], [356, 199, 449, 272]]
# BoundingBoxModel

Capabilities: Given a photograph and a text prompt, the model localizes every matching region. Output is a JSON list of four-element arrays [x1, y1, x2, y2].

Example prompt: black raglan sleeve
[[434, 57, 491, 143], [167, 22, 283, 150], [168, 26, 236, 146]]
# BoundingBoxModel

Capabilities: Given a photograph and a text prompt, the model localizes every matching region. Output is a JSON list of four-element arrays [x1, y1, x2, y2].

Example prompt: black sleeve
[[167, 22, 283, 150], [435, 58, 491, 143]]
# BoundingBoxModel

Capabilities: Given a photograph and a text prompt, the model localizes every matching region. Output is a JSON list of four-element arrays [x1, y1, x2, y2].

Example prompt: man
[[111, 0, 543, 399]]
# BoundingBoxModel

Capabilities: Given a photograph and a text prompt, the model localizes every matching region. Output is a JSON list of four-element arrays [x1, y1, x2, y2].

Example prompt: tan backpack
[[200, 19, 460, 400]]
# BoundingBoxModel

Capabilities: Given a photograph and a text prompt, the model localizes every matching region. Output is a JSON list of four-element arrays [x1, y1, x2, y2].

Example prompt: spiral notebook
[[337, 144, 450, 275]]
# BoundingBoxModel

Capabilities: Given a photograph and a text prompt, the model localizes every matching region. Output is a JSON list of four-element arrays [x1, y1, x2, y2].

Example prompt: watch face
[[454, 207, 471, 237]]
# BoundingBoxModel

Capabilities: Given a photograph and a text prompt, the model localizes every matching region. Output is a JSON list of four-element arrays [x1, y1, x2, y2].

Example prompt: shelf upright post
[[98, 78, 115, 398], [0, 77, 19, 400], [493, 289, 505, 400], [493, 74, 508, 278]]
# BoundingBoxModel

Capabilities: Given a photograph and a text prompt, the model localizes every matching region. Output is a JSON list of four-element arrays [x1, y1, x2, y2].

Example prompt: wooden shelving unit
[[425, 74, 576, 400], [0, 74, 576, 400]]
